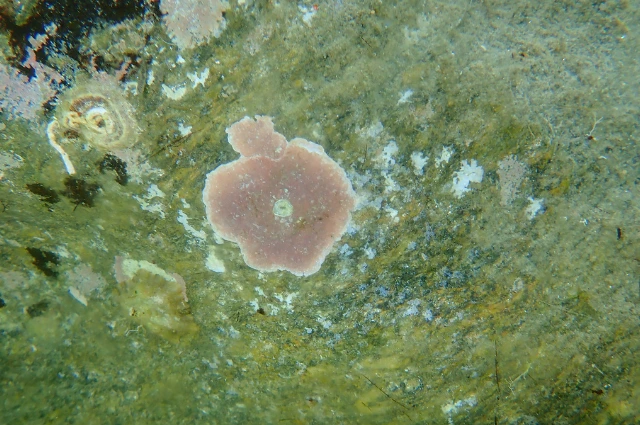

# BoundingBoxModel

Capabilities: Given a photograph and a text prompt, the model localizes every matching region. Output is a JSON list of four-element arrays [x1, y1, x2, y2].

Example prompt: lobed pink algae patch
[[226, 115, 287, 159], [203, 116, 356, 276]]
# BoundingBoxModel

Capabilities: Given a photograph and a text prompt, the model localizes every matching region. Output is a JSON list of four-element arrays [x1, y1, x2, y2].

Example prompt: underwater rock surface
[[0, 0, 639, 424]]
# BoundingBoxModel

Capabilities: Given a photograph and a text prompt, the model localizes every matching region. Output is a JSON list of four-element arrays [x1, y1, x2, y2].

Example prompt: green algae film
[[1, 0, 639, 424]]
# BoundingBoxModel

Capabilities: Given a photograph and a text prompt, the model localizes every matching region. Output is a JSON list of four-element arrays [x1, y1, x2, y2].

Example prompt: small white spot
[[360, 121, 384, 139], [383, 171, 400, 193], [187, 68, 210, 88], [411, 151, 428, 175], [525, 197, 545, 220], [442, 395, 477, 418], [177, 122, 192, 137], [435, 146, 454, 168], [363, 247, 376, 260], [68, 287, 88, 306], [268, 304, 280, 315], [55, 245, 72, 259], [133, 185, 166, 218], [178, 210, 207, 241], [423, 308, 433, 322], [397, 89, 414, 105], [376, 140, 399, 169], [119, 259, 177, 284], [317, 316, 332, 329], [385, 206, 399, 222], [299, 5, 317, 26], [205, 247, 225, 273], [123, 81, 138, 96], [402, 299, 421, 317], [146, 69, 155, 85], [339, 244, 353, 257], [274, 292, 297, 312], [162, 84, 187, 100], [147, 184, 165, 199], [273, 199, 293, 217], [451, 159, 484, 198], [228, 326, 240, 339]]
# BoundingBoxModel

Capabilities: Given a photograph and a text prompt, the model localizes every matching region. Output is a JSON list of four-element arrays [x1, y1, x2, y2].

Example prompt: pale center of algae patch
[[273, 198, 294, 218]]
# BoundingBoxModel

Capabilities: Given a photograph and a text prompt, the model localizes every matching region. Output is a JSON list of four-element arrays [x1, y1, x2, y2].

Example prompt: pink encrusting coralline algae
[[160, 0, 227, 50], [203, 116, 356, 276]]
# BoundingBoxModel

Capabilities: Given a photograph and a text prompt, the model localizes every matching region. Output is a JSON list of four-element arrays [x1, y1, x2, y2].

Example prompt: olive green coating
[[1, 0, 638, 424]]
